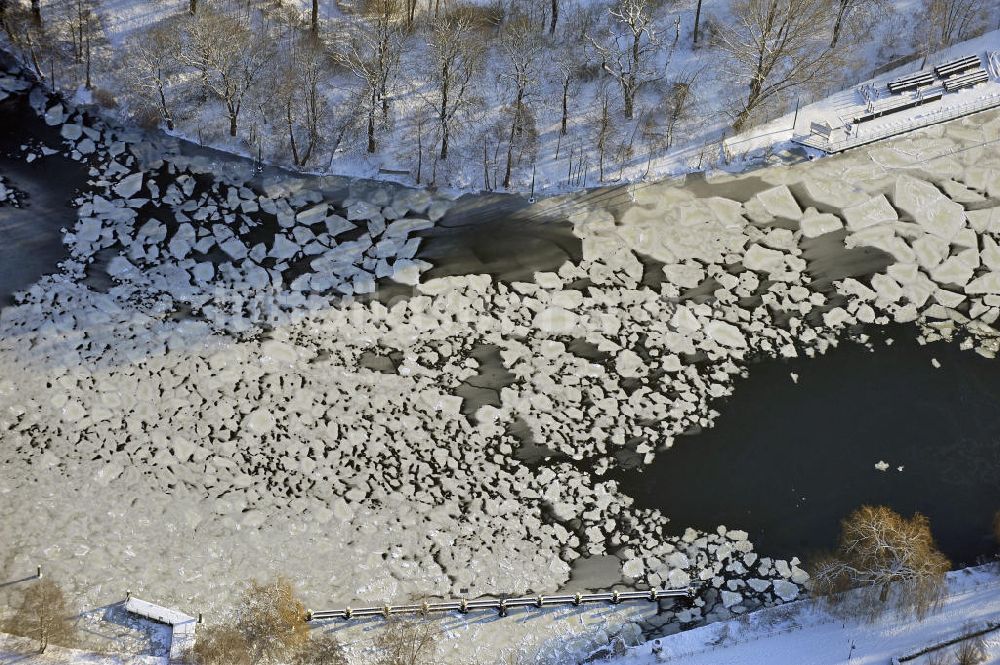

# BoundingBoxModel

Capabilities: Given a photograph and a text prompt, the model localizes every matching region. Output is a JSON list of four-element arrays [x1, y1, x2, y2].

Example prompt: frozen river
[[3, 54, 1000, 662]]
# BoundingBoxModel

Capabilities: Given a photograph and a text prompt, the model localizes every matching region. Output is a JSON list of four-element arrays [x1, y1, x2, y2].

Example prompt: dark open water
[[615, 325, 1000, 567]]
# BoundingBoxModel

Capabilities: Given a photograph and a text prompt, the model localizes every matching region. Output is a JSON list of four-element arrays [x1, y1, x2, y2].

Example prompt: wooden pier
[[308, 587, 696, 622]]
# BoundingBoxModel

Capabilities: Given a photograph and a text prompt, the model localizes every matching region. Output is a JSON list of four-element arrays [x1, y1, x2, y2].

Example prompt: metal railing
[[307, 587, 696, 622], [794, 90, 1000, 154]]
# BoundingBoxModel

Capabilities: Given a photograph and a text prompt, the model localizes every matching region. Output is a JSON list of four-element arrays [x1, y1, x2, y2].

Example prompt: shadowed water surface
[[0, 91, 86, 306], [616, 325, 1000, 567]]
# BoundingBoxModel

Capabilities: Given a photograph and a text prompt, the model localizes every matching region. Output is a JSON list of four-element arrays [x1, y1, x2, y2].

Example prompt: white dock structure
[[124, 596, 197, 664]]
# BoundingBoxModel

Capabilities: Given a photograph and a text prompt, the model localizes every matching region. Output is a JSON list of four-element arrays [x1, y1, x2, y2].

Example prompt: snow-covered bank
[[716, 30, 1000, 165], [612, 564, 1000, 665], [7, 0, 1000, 194]]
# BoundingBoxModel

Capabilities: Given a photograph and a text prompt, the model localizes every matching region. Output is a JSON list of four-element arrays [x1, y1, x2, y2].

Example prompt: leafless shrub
[[90, 87, 118, 108], [191, 625, 252, 665], [289, 633, 349, 665], [448, 2, 503, 36], [955, 634, 987, 665], [374, 618, 438, 665], [810, 505, 950, 620], [924, 651, 948, 665], [3, 578, 76, 653]]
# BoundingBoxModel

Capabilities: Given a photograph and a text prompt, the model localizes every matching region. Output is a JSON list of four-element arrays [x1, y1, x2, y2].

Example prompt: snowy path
[[613, 566, 1000, 665]]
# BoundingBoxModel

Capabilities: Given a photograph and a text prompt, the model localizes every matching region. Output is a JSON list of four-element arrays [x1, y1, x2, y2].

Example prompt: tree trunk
[[160, 85, 174, 130], [561, 76, 569, 135], [692, 0, 703, 46], [287, 101, 300, 166], [84, 25, 91, 89], [26, 33, 43, 80], [732, 108, 749, 132], [76, 3, 83, 63], [415, 118, 422, 184], [367, 85, 378, 152], [439, 62, 449, 160], [229, 109, 238, 137], [830, 0, 848, 48], [503, 116, 515, 189], [513, 86, 524, 136], [549, 0, 557, 34], [483, 136, 490, 190], [367, 107, 376, 153], [30, 0, 40, 25], [189, 0, 196, 14], [311, 0, 318, 34]]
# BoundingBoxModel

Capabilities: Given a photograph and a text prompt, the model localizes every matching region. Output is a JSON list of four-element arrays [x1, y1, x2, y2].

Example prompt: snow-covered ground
[[0, 633, 164, 664], [613, 564, 1000, 665]]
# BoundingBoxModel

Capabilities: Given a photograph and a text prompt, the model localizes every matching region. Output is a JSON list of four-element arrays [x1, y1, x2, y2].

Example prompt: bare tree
[[550, 42, 582, 141], [4, 579, 76, 653], [595, 85, 613, 181], [663, 71, 698, 149], [404, 102, 434, 184], [122, 25, 180, 130], [2, 3, 49, 80], [716, 0, 840, 131], [915, 0, 985, 51], [828, 0, 889, 47], [588, 0, 661, 120], [810, 505, 950, 620], [427, 13, 484, 160], [234, 577, 309, 662], [374, 618, 438, 665], [334, 0, 402, 153], [498, 15, 541, 189], [180, 9, 273, 137], [275, 35, 330, 165]]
